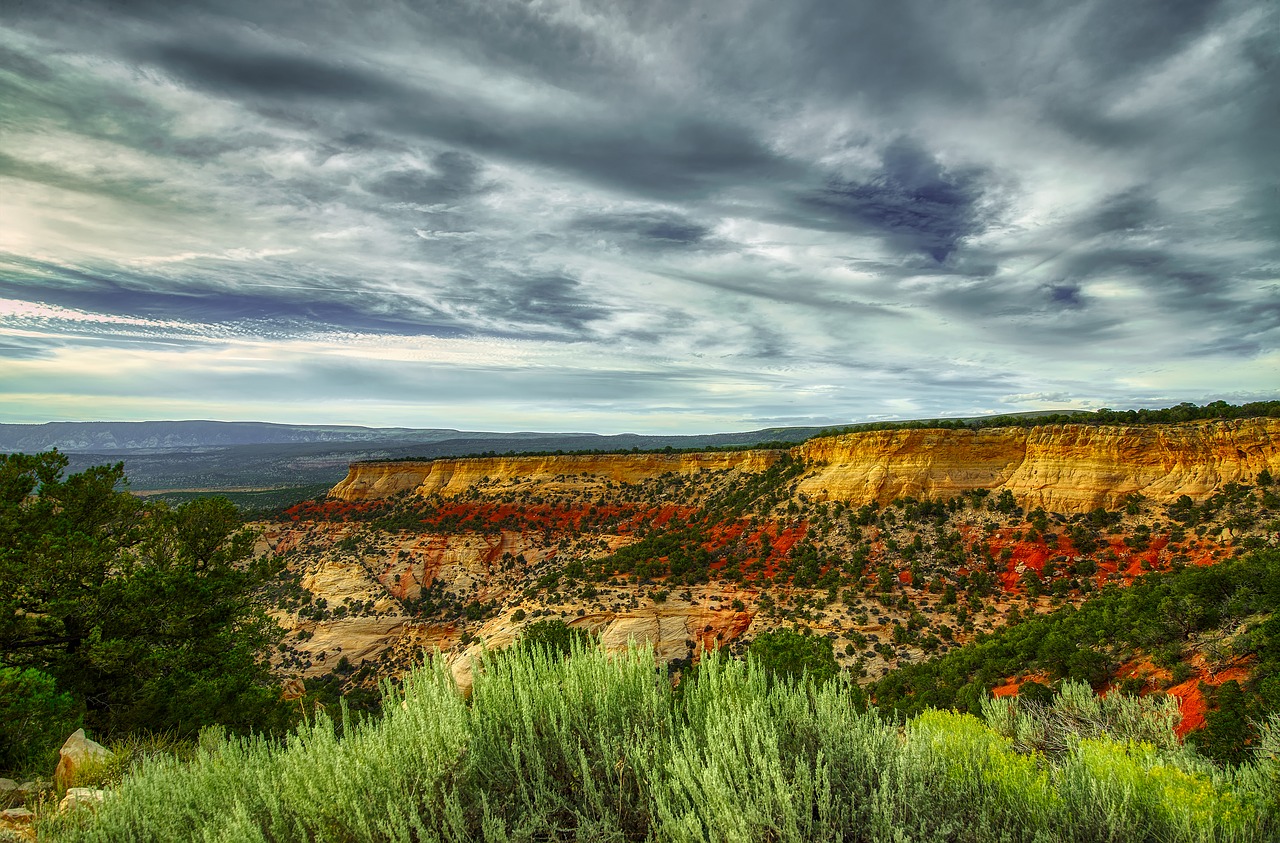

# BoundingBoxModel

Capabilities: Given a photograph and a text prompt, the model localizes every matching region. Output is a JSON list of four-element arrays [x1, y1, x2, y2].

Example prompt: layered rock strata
[[330, 450, 781, 500], [331, 419, 1280, 515]]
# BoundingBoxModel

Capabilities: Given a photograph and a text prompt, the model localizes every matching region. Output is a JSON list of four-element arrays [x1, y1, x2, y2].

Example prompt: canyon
[[266, 419, 1280, 707]]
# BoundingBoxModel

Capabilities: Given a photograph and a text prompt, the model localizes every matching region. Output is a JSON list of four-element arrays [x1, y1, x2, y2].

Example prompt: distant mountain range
[[0, 420, 522, 453], [0, 420, 830, 490]]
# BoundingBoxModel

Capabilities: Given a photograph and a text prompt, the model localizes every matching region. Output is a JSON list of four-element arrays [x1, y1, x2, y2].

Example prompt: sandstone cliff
[[330, 450, 782, 500], [331, 419, 1280, 515], [796, 418, 1280, 512]]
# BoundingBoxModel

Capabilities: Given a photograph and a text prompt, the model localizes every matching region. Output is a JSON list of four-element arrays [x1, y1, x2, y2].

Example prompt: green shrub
[[515, 618, 595, 657], [0, 665, 81, 776], [1192, 680, 1254, 766], [1017, 680, 1055, 705], [747, 628, 838, 687]]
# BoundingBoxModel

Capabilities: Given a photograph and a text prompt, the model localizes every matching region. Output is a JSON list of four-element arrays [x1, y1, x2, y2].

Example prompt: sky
[[0, 0, 1276, 433]]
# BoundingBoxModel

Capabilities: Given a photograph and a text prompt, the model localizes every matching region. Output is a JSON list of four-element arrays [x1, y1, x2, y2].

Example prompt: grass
[[40, 644, 1280, 842]]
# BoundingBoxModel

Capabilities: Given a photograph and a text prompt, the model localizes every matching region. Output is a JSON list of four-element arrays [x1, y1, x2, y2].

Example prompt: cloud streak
[[0, 0, 1276, 431]]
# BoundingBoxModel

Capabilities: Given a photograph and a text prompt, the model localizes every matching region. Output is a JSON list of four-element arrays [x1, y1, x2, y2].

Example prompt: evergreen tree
[[1194, 680, 1253, 765], [0, 451, 290, 749]]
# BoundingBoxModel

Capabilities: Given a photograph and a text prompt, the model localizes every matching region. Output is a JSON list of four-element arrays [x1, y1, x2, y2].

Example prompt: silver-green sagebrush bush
[[41, 644, 1279, 842], [981, 680, 1184, 758]]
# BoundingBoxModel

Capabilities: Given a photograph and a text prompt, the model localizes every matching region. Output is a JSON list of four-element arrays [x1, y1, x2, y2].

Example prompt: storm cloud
[[0, 0, 1276, 431]]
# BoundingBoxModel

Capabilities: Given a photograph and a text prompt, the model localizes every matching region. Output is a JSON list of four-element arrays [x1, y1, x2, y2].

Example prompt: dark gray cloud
[[1044, 284, 1084, 310], [369, 152, 488, 205], [0, 0, 1275, 430], [140, 41, 395, 100], [570, 210, 712, 250], [1078, 189, 1161, 238], [800, 139, 994, 262], [441, 271, 610, 335], [0, 40, 53, 81]]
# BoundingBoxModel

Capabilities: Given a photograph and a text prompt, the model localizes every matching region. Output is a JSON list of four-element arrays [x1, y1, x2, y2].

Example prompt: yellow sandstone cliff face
[[330, 419, 1280, 514], [795, 427, 1027, 503], [330, 450, 782, 499], [796, 418, 1280, 512]]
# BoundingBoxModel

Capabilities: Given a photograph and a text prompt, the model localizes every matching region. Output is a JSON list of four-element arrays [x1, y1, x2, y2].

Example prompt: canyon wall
[[796, 418, 1280, 512], [330, 449, 782, 500], [331, 419, 1280, 514]]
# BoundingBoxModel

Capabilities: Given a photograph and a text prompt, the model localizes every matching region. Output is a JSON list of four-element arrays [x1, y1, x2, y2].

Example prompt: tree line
[[814, 400, 1280, 439]]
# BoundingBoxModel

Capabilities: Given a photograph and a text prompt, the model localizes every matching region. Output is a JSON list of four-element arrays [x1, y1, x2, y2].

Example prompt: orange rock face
[[798, 419, 1280, 512], [330, 450, 783, 500], [330, 419, 1279, 515]]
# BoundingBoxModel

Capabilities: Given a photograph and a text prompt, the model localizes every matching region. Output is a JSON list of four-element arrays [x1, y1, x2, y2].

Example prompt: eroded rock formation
[[264, 417, 1278, 697], [331, 419, 1280, 515], [330, 450, 782, 500]]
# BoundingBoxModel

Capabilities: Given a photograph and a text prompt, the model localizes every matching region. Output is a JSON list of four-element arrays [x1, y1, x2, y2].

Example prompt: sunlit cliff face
[[333, 420, 1280, 515]]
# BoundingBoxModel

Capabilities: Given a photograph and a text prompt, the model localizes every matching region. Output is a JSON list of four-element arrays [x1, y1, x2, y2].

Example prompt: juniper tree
[[0, 451, 290, 756]]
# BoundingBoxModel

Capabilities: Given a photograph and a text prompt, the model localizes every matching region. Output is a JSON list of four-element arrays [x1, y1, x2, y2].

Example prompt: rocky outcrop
[[445, 599, 758, 694], [330, 419, 1280, 515], [796, 419, 1280, 512], [53, 730, 111, 790], [587, 605, 755, 661], [58, 788, 107, 813], [330, 450, 783, 500]]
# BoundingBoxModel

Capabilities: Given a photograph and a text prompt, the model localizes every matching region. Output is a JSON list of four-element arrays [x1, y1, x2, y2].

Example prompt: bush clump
[[0, 665, 81, 776], [41, 645, 1280, 842]]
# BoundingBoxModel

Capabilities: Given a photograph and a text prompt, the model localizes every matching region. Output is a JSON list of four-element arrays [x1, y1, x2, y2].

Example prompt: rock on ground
[[54, 730, 112, 789], [58, 787, 107, 813]]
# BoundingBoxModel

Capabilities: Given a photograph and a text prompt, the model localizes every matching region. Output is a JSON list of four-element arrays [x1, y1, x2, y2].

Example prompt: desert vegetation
[[4, 411, 1279, 840], [37, 643, 1280, 842]]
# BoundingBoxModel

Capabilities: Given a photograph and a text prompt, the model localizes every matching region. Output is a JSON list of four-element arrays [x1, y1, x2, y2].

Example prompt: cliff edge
[[329, 449, 782, 500], [330, 418, 1280, 514]]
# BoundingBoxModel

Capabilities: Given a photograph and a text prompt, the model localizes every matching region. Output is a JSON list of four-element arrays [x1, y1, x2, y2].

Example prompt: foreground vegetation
[[42, 644, 1280, 842], [0, 451, 293, 776]]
